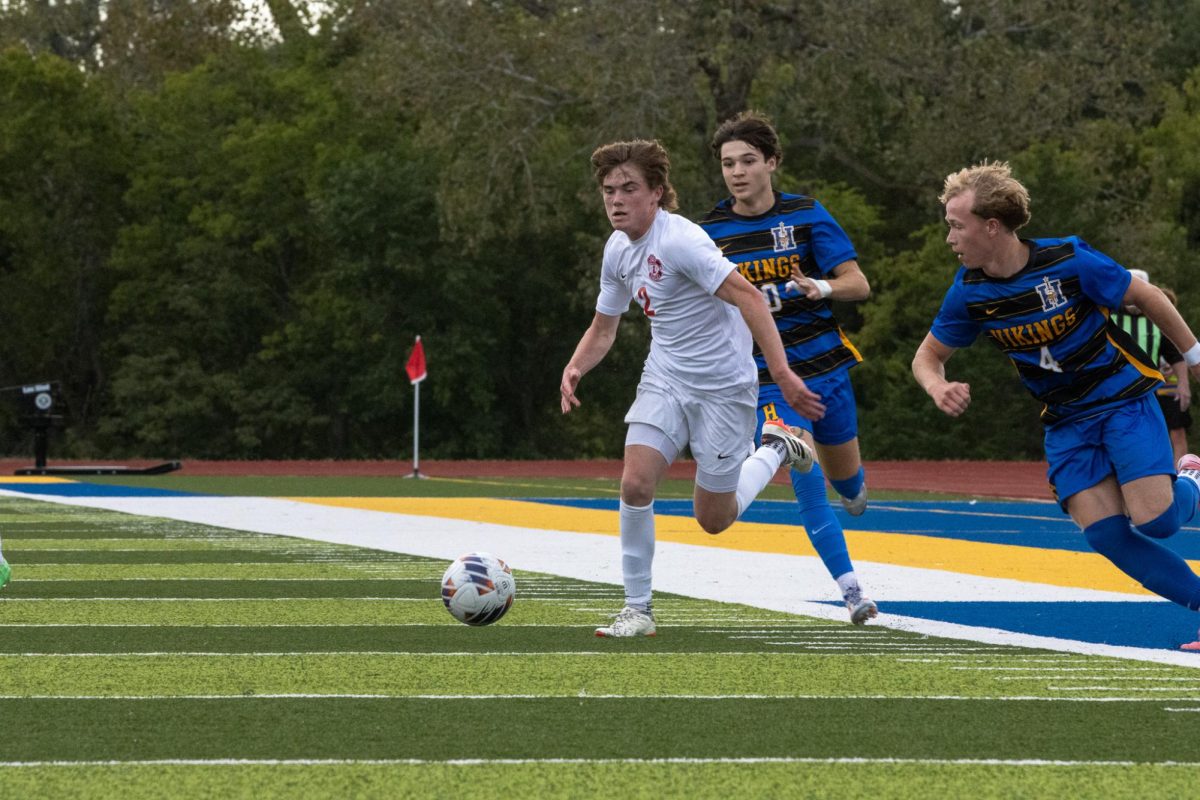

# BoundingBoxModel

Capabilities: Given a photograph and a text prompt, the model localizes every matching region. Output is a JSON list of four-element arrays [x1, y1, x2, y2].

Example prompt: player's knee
[[620, 477, 655, 507], [697, 510, 734, 535], [1134, 504, 1179, 539]]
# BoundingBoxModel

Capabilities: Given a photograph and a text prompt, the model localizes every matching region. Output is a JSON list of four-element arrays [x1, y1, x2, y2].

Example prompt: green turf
[[4, 548, 304, 564], [6, 651, 1198, 701], [2, 695, 1199, 763], [0, 622, 955, 654], [0, 484, 1196, 798], [6, 763, 1194, 800], [1, 579, 439, 598]]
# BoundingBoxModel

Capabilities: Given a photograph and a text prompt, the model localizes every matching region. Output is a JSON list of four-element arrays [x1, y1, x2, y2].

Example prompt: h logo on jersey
[[771, 222, 796, 253], [1035, 276, 1068, 311]]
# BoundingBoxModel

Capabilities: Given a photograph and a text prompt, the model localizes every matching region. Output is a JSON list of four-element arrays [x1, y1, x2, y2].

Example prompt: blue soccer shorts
[[755, 369, 859, 447], [1045, 393, 1174, 511]]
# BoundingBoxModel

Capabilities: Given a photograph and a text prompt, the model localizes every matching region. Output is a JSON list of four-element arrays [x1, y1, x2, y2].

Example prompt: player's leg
[[1071, 478, 1200, 611], [767, 398, 876, 623], [597, 437, 672, 638], [597, 380, 685, 638], [1109, 396, 1199, 539], [1053, 401, 1200, 615], [690, 388, 812, 534], [810, 373, 868, 516]]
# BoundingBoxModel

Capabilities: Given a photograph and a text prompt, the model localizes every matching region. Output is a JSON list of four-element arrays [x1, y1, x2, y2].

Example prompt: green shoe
[[0, 558, 10, 590]]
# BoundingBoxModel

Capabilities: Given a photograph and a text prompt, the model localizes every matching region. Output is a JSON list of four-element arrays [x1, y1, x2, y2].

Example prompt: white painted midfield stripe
[[0, 693, 1196, 703], [5, 490, 1199, 668], [2, 757, 1199, 767]]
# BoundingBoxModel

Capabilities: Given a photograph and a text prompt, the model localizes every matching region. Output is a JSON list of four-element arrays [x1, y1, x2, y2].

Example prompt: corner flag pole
[[405, 336, 428, 479], [412, 379, 421, 477]]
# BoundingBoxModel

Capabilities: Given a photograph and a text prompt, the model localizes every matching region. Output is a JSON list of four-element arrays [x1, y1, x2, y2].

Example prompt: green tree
[[0, 49, 126, 453], [100, 46, 345, 456]]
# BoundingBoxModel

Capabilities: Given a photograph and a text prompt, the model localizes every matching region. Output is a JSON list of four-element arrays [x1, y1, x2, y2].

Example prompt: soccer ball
[[440, 552, 515, 626]]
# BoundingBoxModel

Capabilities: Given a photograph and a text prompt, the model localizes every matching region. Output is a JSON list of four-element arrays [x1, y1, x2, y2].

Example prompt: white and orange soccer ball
[[440, 552, 515, 626]]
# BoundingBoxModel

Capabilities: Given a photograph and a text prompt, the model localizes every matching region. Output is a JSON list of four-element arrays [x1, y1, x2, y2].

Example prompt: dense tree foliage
[[0, 0, 1197, 461]]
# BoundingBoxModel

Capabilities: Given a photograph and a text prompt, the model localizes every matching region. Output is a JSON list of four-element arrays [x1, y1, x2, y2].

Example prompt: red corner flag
[[406, 336, 427, 384]]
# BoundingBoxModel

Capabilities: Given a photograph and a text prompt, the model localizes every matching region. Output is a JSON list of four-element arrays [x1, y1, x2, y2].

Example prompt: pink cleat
[[1177, 453, 1200, 479], [1181, 632, 1200, 652], [762, 419, 816, 473]]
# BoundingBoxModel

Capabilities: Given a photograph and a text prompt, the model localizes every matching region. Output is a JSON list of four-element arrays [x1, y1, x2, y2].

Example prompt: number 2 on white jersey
[[636, 286, 656, 317]]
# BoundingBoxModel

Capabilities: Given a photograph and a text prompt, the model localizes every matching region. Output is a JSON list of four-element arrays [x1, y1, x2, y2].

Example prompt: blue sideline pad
[[818, 600, 1200, 652], [0, 482, 195, 498]]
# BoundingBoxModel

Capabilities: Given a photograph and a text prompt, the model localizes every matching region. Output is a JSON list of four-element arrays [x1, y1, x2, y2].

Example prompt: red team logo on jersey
[[647, 254, 664, 282]]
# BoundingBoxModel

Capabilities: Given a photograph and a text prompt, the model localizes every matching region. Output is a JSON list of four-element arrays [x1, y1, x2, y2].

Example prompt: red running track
[[0, 458, 1052, 501]]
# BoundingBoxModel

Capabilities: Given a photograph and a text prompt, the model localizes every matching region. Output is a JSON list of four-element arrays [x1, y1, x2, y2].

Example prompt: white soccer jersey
[[596, 209, 757, 393]]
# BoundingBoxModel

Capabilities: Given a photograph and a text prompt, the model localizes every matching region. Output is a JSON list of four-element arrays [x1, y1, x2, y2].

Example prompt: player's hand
[[785, 277, 827, 301], [932, 381, 971, 417], [776, 371, 826, 420], [560, 366, 583, 414]]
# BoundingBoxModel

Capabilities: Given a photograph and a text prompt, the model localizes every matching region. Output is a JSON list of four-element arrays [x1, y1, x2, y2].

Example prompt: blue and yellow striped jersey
[[698, 192, 861, 385], [931, 237, 1162, 425]]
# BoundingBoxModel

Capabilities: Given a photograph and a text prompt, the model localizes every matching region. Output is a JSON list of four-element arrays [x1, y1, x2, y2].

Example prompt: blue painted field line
[[530, 497, 1200, 559]]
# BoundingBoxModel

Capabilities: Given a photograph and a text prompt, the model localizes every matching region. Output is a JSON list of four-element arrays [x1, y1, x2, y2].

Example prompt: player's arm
[[1126, 278, 1200, 384], [912, 332, 971, 417], [560, 311, 620, 414], [715, 270, 826, 420], [788, 259, 870, 302]]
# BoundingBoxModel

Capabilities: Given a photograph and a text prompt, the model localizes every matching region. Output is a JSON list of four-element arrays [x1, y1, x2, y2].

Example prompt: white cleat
[[595, 605, 657, 638], [1177, 453, 1200, 488], [846, 595, 878, 625], [762, 419, 816, 474], [841, 484, 868, 517]]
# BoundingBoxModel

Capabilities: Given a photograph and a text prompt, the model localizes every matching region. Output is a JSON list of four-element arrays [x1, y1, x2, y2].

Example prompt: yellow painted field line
[[290, 496, 1170, 597]]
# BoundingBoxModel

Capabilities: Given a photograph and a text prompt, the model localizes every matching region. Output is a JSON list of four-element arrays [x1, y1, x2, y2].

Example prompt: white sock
[[619, 500, 655, 609], [836, 572, 862, 602], [735, 445, 784, 518]]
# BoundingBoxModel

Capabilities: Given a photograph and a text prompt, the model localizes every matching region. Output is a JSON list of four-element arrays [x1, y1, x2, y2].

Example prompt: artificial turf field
[[1, 474, 1198, 797]]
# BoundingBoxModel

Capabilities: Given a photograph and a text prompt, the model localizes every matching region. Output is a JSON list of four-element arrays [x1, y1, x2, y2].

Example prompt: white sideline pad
[[4, 489, 1199, 668]]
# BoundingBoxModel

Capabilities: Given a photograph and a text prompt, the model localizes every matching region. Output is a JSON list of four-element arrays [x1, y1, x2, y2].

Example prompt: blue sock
[[791, 463, 853, 579], [1174, 476, 1200, 527], [1133, 479, 1200, 538], [828, 466, 865, 502], [1084, 514, 1200, 610]]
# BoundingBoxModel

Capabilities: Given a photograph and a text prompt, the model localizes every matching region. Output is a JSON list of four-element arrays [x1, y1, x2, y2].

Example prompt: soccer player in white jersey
[[560, 139, 826, 637]]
